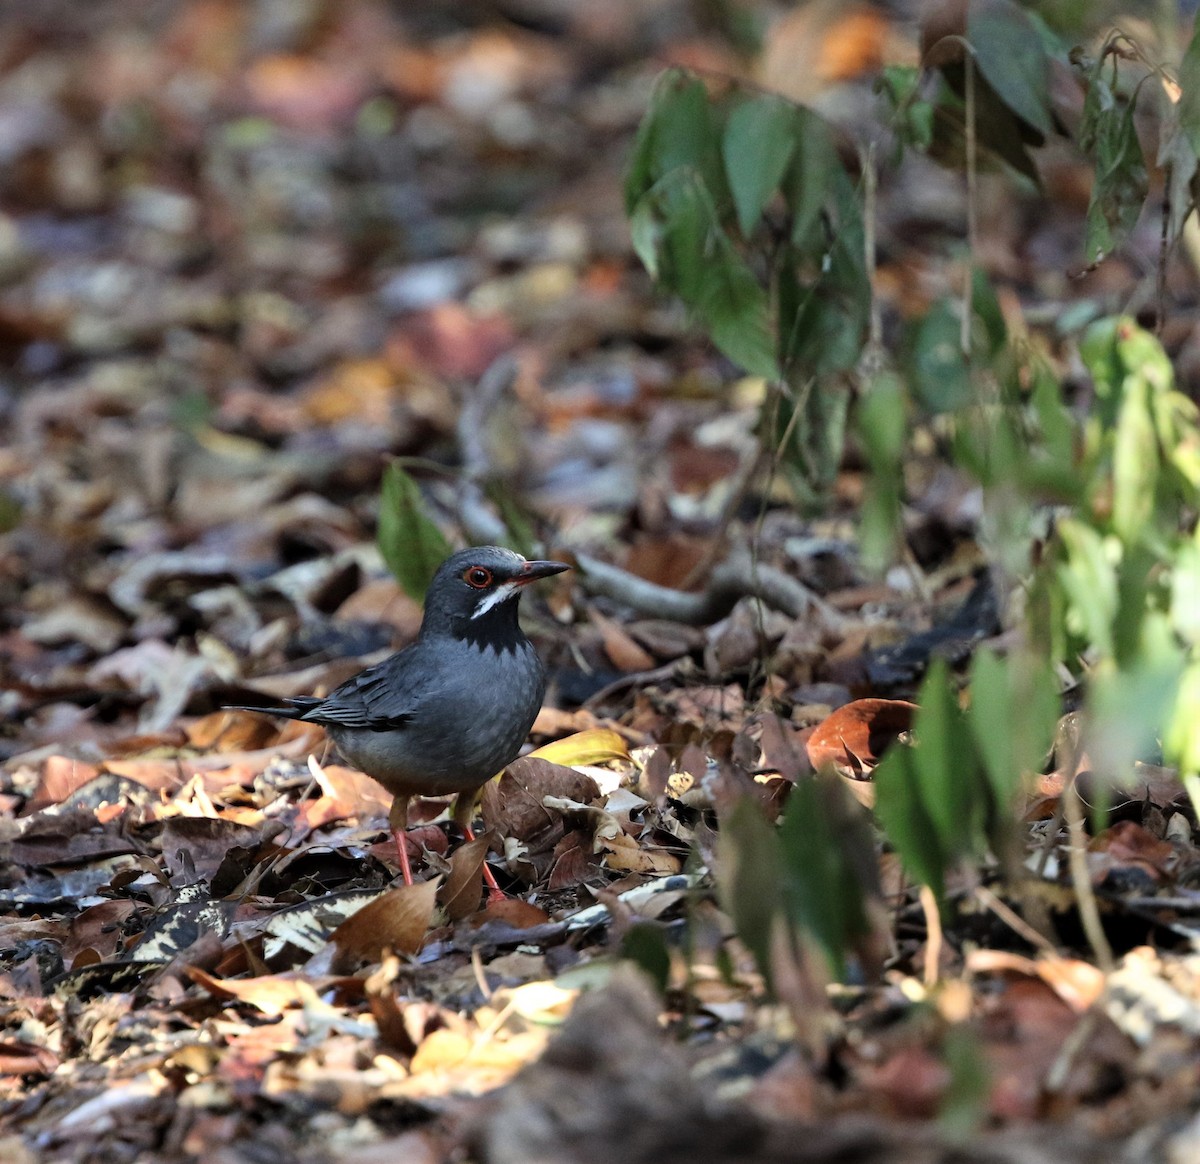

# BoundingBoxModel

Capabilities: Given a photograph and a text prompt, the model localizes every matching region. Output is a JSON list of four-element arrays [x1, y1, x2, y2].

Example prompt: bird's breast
[[329, 639, 546, 797]]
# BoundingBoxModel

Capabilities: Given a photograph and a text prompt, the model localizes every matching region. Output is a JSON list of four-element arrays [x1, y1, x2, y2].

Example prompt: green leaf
[[1166, 662, 1200, 777], [1111, 372, 1158, 545], [628, 197, 662, 279], [939, 1025, 990, 1141], [857, 372, 907, 572], [782, 109, 840, 247], [1089, 653, 1186, 781], [1078, 65, 1148, 263], [717, 798, 784, 989], [967, 0, 1054, 139], [377, 463, 452, 600], [697, 251, 779, 378], [910, 302, 971, 413], [722, 94, 796, 237], [620, 923, 671, 992], [914, 659, 978, 851], [878, 65, 934, 152], [1178, 21, 1200, 159], [624, 70, 727, 214], [1055, 518, 1117, 658], [777, 776, 875, 979], [653, 169, 717, 303], [631, 170, 780, 378], [874, 744, 947, 902], [969, 651, 1058, 807], [970, 268, 1007, 355], [1171, 537, 1200, 646]]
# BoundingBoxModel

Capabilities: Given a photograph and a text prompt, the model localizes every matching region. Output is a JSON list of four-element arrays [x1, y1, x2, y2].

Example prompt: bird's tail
[[221, 695, 323, 721]]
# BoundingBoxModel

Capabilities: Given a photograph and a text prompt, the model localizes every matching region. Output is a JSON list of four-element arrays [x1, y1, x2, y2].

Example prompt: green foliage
[[1035, 320, 1200, 783], [874, 655, 1057, 908], [970, 650, 1060, 809], [629, 26, 1200, 955], [968, 0, 1055, 139], [857, 371, 907, 572], [377, 463, 452, 600], [939, 1024, 990, 1140], [1076, 49, 1149, 264], [718, 799, 786, 988], [1160, 23, 1200, 247], [719, 779, 877, 985], [620, 923, 672, 992], [722, 94, 796, 237], [874, 663, 969, 904], [626, 68, 870, 498], [877, 66, 934, 153]]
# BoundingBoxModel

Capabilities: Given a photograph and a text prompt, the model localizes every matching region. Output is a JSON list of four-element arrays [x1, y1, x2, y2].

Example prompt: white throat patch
[[470, 580, 522, 619]]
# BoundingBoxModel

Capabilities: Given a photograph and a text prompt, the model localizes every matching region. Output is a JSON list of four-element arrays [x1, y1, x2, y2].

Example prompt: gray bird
[[228, 546, 570, 888]]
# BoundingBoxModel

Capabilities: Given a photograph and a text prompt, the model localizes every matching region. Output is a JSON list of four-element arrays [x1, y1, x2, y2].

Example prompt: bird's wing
[[299, 650, 422, 731]]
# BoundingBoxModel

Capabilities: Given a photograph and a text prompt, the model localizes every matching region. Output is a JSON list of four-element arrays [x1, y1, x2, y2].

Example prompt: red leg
[[462, 821, 505, 904], [453, 789, 505, 904], [388, 796, 414, 886]]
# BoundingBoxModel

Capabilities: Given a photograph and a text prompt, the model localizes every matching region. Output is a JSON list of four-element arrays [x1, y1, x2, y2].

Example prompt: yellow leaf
[[529, 729, 629, 768]]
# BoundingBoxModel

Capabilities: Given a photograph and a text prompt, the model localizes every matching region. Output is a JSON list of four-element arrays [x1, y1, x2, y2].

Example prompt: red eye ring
[[463, 566, 493, 589]]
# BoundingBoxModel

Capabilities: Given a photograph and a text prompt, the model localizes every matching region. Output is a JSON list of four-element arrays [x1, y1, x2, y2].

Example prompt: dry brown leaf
[[302, 762, 393, 831], [328, 879, 439, 967], [590, 607, 655, 672], [161, 816, 263, 883], [387, 302, 514, 381], [0, 1042, 59, 1077], [364, 953, 414, 1054], [481, 757, 601, 849], [1089, 820, 1175, 882], [966, 950, 1106, 1013], [439, 834, 491, 921], [599, 830, 682, 875], [472, 897, 551, 929], [24, 756, 102, 813], [60, 901, 136, 966], [187, 968, 320, 1017], [244, 54, 366, 131], [754, 713, 812, 783]]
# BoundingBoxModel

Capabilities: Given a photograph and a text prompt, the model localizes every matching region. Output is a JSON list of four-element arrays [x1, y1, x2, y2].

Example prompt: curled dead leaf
[[186, 967, 320, 1017], [806, 698, 916, 778], [599, 831, 682, 875], [328, 879, 440, 969], [541, 795, 621, 849], [438, 833, 491, 921]]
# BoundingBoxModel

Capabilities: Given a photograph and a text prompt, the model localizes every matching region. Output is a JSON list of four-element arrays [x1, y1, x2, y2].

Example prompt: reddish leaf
[[805, 698, 916, 778]]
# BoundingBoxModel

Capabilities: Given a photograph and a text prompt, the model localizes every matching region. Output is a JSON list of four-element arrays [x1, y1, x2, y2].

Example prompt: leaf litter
[[1, 2, 1200, 1163]]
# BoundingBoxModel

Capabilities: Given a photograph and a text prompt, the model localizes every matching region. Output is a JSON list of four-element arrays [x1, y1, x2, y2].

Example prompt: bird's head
[[420, 545, 570, 649]]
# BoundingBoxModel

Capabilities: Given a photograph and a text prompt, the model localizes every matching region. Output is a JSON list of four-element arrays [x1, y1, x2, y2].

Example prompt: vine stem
[[962, 45, 977, 357]]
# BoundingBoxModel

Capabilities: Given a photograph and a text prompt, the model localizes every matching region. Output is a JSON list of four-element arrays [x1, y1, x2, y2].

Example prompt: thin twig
[[862, 140, 882, 357], [1045, 1009, 1098, 1093], [974, 885, 1057, 955], [457, 355, 519, 545], [679, 442, 769, 591], [1063, 777, 1113, 973], [919, 884, 943, 987], [962, 45, 977, 357]]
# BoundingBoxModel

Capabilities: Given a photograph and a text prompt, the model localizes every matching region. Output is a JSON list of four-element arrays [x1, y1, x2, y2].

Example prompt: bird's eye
[[463, 566, 493, 589]]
